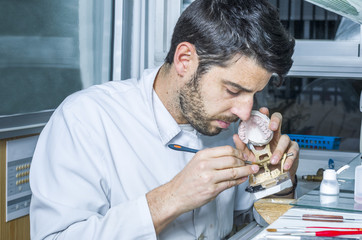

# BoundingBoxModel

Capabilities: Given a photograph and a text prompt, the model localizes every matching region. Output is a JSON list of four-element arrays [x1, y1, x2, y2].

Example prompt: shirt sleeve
[[234, 180, 255, 211], [29, 102, 157, 240]]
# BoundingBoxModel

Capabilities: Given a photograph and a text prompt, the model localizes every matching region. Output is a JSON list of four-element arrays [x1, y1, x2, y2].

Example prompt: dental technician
[[30, 0, 298, 239]]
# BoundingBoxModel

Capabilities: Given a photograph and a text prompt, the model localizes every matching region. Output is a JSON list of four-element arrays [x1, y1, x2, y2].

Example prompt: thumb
[[233, 134, 255, 162]]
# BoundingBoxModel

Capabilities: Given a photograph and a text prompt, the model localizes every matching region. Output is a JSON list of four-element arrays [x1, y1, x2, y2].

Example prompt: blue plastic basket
[[287, 134, 341, 150]]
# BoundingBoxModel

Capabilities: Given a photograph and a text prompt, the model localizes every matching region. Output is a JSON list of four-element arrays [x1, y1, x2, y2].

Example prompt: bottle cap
[[323, 169, 337, 180]]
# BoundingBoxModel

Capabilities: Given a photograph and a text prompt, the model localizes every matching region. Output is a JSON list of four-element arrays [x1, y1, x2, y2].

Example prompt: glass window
[[270, 0, 361, 78], [255, 77, 362, 152], [269, 0, 360, 40], [265, 0, 361, 153], [182, 0, 361, 41], [0, 0, 113, 116], [182, 0, 193, 11]]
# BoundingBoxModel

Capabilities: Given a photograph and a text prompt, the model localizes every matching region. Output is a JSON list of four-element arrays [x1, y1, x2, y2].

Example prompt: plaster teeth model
[[238, 110, 273, 146], [239, 110, 290, 197]]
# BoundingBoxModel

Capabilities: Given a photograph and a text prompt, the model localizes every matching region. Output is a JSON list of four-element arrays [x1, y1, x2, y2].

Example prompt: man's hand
[[146, 146, 259, 234], [235, 107, 299, 173], [234, 107, 299, 199], [264, 108, 299, 172]]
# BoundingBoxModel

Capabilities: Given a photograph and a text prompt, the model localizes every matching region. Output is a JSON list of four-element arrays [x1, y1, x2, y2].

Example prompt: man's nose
[[230, 96, 254, 121]]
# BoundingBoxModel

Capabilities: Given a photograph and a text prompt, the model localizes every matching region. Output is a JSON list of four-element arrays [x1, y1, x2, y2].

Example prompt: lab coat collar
[[141, 66, 182, 145]]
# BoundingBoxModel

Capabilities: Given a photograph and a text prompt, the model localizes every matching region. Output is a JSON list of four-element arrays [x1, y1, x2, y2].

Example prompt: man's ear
[[173, 42, 197, 77]]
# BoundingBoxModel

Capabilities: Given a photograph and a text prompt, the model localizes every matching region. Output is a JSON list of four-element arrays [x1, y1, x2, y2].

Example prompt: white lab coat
[[30, 67, 254, 240]]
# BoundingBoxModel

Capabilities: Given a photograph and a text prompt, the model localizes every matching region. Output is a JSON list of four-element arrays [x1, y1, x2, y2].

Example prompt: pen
[[167, 144, 256, 165]]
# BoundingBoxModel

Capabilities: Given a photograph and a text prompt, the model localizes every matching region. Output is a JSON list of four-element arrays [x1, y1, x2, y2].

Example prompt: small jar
[[320, 169, 339, 195]]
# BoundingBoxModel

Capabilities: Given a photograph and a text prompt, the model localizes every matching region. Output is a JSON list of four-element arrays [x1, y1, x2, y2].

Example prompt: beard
[[178, 73, 237, 136]]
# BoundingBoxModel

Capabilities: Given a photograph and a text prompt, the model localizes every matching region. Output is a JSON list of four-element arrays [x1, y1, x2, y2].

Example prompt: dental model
[[238, 110, 290, 195], [238, 110, 273, 147]]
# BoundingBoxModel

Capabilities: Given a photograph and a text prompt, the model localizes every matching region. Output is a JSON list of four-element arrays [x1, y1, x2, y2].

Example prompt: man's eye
[[227, 89, 240, 96]]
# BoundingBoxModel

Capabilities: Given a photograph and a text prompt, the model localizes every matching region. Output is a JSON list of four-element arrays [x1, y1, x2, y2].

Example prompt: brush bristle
[[266, 228, 277, 232]]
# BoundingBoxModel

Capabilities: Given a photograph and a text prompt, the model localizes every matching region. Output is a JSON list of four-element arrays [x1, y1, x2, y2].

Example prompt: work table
[[229, 151, 362, 240]]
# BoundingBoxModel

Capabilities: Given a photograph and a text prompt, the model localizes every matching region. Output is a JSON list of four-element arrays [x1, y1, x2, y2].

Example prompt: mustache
[[217, 116, 239, 123]]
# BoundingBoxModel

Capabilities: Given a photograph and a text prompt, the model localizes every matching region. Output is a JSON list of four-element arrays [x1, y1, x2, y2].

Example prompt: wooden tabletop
[[253, 198, 296, 224]]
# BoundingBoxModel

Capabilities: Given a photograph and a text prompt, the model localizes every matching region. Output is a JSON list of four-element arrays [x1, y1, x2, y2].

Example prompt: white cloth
[[29, 67, 254, 240]]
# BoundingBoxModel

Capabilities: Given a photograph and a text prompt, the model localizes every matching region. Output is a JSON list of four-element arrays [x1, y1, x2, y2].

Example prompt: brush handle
[[315, 230, 362, 237], [307, 226, 362, 231], [168, 144, 255, 165], [302, 214, 343, 222], [168, 144, 198, 153]]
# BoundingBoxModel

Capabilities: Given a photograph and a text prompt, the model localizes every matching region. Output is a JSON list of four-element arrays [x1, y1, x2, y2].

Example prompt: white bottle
[[320, 169, 339, 195], [355, 163, 362, 203]]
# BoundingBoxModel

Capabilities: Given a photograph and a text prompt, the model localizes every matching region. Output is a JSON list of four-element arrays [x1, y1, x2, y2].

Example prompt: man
[[30, 0, 298, 239]]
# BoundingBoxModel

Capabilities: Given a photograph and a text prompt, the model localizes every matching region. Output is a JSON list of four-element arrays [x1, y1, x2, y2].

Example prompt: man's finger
[[213, 165, 259, 184], [197, 145, 240, 159], [269, 112, 282, 133], [233, 134, 255, 162], [283, 141, 299, 171], [210, 156, 245, 170], [270, 134, 291, 164], [258, 107, 269, 116]]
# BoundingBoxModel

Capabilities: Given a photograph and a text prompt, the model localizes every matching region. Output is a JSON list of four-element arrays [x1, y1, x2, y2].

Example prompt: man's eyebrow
[[222, 80, 253, 93]]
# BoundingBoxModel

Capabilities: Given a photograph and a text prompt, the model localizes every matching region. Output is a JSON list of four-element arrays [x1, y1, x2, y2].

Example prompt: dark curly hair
[[165, 0, 295, 84]]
